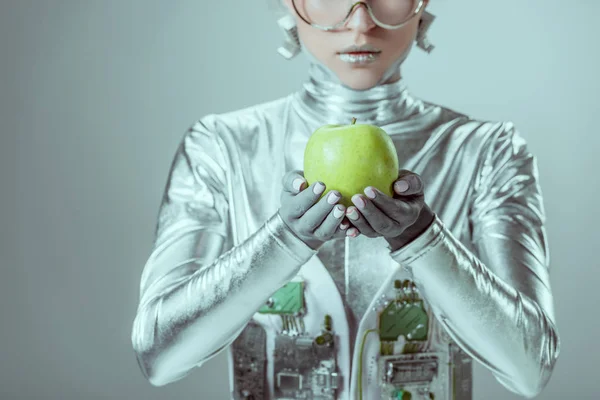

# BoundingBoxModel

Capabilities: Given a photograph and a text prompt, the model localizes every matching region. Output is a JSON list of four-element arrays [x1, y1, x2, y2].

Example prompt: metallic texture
[[277, 5, 434, 60], [416, 10, 435, 53], [277, 15, 301, 60], [291, 0, 425, 31], [131, 60, 560, 398], [338, 52, 380, 64]]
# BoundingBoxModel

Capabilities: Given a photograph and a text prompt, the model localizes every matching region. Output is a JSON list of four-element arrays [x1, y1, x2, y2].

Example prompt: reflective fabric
[[131, 55, 559, 400]]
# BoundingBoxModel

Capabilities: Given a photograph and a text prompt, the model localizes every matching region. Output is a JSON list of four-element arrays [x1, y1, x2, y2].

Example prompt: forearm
[[390, 215, 559, 398], [131, 212, 315, 386]]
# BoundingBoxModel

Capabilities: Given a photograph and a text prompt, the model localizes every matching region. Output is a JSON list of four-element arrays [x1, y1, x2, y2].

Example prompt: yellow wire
[[358, 329, 378, 400]]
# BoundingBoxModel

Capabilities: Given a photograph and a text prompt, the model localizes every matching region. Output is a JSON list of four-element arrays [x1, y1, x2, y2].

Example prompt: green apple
[[303, 118, 399, 207]]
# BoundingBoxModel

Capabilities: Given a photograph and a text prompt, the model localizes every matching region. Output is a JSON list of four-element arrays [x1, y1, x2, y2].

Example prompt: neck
[[295, 41, 420, 126], [297, 61, 418, 126]]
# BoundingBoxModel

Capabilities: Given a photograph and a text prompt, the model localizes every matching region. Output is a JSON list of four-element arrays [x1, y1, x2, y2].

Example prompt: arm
[[131, 122, 315, 386], [389, 124, 560, 398]]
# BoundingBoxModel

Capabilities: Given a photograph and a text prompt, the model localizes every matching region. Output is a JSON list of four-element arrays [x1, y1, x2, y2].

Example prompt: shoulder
[[423, 100, 528, 154], [176, 95, 292, 159], [192, 96, 292, 139]]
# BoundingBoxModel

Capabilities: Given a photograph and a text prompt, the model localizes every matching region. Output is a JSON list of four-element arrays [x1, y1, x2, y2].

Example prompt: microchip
[[277, 372, 302, 390], [379, 301, 429, 342], [258, 281, 305, 315]]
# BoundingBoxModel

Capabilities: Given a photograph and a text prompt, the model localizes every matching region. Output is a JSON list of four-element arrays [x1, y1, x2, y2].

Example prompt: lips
[[338, 52, 381, 64], [338, 44, 382, 55]]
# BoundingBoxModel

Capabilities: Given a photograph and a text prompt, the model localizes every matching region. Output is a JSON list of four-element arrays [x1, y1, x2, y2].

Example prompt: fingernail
[[364, 186, 376, 199], [292, 178, 306, 192], [346, 227, 359, 237], [352, 195, 365, 209], [340, 222, 349, 230], [395, 179, 409, 193], [327, 191, 341, 204], [333, 205, 344, 218], [346, 206, 359, 221], [313, 182, 325, 195]]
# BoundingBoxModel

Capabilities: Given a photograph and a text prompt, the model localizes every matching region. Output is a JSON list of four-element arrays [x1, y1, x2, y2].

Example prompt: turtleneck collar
[[293, 41, 423, 126]]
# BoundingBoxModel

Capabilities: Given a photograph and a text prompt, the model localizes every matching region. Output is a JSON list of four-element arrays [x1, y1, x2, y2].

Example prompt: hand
[[279, 170, 351, 250], [344, 170, 435, 249]]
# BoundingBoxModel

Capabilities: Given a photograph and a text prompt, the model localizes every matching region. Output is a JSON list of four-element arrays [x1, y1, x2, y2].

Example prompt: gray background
[[1, 0, 598, 399]]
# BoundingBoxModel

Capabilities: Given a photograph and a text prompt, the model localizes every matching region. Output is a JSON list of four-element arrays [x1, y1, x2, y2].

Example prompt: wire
[[358, 329, 378, 400]]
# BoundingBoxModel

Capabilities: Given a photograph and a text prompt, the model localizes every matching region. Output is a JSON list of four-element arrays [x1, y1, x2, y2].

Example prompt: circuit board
[[273, 333, 340, 399], [231, 322, 267, 400]]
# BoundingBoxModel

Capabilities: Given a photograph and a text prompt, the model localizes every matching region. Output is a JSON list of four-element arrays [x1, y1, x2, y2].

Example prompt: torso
[[198, 84, 499, 399]]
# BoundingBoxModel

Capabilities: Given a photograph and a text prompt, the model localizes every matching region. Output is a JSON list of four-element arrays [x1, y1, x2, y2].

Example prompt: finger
[[301, 190, 341, 231], [313, 204, 346, 240], [365, 188, 424, 230], [345, 226, 361, 238], [364, 186, 398, 213], [365, 186, 412, 224], [394, 170, 424, 196], [339, 217, 350, 231], [282, 170, 307, 194], [328, 217, 351, 239], [351, 194, 397, 235], [287, 181, 327, 219], [345, 205, 377, 238]]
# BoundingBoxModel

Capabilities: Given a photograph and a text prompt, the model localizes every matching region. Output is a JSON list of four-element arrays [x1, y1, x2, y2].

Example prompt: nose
[[344, 2, 377, 32]]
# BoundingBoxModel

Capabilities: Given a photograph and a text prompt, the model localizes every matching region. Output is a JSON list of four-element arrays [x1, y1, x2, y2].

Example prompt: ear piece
[[416, 10, 436, 53], [277, 14, 301, 60]]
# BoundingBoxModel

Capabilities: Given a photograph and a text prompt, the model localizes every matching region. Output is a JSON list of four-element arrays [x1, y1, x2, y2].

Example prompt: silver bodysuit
[[131, 59, 560, 399]]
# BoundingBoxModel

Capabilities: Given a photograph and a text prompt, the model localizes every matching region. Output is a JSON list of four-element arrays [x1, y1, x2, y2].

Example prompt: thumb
[[282, 170, 307, 194], [393, 171, 423, 196]]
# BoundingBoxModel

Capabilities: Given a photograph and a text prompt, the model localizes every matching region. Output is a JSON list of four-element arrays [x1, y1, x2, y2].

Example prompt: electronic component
[[273, 315, 340, 399], [359, 278, 472, 399], [378, 280, 430, 355], [379, 300, 428, 341], [369, 280, 445, 399], [381, 353, 438, 386], [449, 343, 472, 399], [259, 281, 305, 315], [378, 353, 440, 400], [231, 322, 267, 400], [259, 280, 307, 336], [391, 389, 413, 400]]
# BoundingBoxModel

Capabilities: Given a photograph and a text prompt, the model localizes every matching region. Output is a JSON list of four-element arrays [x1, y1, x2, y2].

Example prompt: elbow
[[132, 338, 180, 387], [131, 312, 177, 387], [147, 373, 169, 388], [513, 367, 555, 399], [131, 334, 165, 387], [133, 347, 195, 388], [131, 314, 200, 388], [132, 348, 162, 387], [511, 327, 561, 398], [504, 362, 555, 399], [512, 376, 550, 399], [137, 358, 168, 387], [143, 363, 176, 388]]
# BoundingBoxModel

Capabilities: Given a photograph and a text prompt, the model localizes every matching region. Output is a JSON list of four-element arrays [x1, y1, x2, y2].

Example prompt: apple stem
[[351, 117, 357, 125]]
